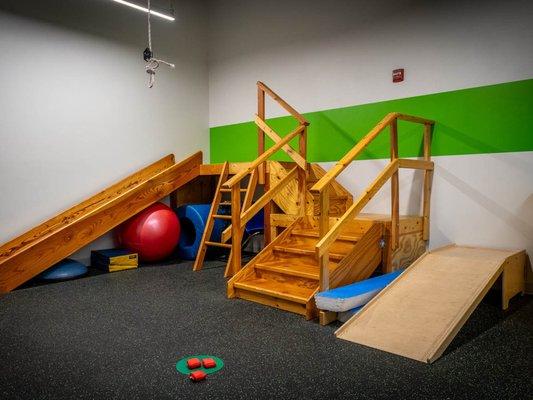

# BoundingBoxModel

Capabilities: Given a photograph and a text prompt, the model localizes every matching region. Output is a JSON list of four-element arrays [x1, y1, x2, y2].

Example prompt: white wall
[[207, 0, 533, 275], [322, 151, 533, 257], [0, 0, 208, 262], [208, 0, 533, 126]]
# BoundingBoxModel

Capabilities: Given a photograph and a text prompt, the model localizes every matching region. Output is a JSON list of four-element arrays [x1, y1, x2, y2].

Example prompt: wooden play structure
[[336, 245, 526, 363], [190, 82, 436, 322], [0, 81, 525, 351]]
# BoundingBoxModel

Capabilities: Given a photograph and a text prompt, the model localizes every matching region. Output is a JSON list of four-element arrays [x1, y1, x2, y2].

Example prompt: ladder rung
[[220, 188, 247, 192], [219, 202, 232, 206], [213, 214, 232, 220], [205, 241, 232, 249]]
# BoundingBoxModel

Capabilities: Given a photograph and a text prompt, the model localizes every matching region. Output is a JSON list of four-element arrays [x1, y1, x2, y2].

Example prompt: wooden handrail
[[316, 160, 400, 257], [310, 112, 435, 193], [223, 125, 304, 188], [398, 159, 434, 170], [257, 81, 310, 126], [315, 158, 434, 259], [255, 117, 306, 169], [310, 113, 397, 193], [240, 167, 298, 228], [314, 112, 435, 291], [397, 113, 435, 125]]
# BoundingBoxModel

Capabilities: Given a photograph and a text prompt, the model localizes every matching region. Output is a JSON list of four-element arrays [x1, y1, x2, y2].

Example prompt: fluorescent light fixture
[[111, 0, 175, 21]]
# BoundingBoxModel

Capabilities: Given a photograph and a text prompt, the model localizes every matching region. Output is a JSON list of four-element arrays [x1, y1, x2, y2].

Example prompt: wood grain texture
[[329, 223, 383, 288], [387, 232, 427, 272], [269, 161, 314, 215], [316, 160, 399, 257], [227, 218, 300, 298], [199, 162, 252, 176], [336, 245, 523, 363], [258, 85, 266, 184], [310, 113, 399, 193], [256, 81, 309, 126], [172, 175, 217, 207], [223, 124, 303, 189], [0, 154, 175, 265], [193, 162, 229, 272], [502, 251, 526, 309], [227, 184, 243, 277], [0, 152, 202, 292], [390, 119, 399, 250], [255, 117, 306, 169], [241, 167, 298, 229]]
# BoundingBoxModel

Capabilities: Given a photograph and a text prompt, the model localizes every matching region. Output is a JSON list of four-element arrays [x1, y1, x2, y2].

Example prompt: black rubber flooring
[[0, 261, 531, 399]]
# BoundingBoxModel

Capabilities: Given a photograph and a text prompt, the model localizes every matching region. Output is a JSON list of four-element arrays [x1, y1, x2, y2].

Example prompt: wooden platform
[[335, 245, 526, 363]]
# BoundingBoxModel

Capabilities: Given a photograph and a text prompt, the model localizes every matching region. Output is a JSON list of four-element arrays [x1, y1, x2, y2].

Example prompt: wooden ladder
[[193, 162, 258, 275]]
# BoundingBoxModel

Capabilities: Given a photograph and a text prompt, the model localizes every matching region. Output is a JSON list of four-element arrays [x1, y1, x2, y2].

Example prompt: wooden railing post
[[318, 186, 330, 291], [230, 184, 243, 276], [297, 126, 308, 216], [422, 123, 433, 241], [257, 85, 266, 185], [390, 118, 399, 250]]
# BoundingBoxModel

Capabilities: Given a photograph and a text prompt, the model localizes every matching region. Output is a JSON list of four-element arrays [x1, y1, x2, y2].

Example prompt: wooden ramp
[[336, 245, 526, 363], [0, 152, 202, 292]]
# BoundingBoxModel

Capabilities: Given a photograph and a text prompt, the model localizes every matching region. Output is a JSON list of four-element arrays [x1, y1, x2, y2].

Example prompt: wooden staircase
[[0, 152, 203, 292], [222, 94, 435, 322], [228, 216, 384, 319]]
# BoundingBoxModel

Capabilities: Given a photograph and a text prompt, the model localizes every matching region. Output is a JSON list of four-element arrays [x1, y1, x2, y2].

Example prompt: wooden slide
[[336, 245, 526, 363], [0, 152, 203, 293]]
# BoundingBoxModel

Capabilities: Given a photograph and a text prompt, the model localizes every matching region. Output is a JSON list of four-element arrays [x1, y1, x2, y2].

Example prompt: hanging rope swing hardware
[[144, 0, 175, 88]]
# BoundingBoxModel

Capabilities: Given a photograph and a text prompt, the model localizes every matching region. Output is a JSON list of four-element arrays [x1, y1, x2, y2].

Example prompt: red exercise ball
[[118, 202, 181, 262]]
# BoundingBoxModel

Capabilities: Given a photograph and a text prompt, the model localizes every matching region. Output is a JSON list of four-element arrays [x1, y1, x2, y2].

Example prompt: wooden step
[[234, 277, 315, 304], [274, 234, 354, 260], [205, 241, 232, 249], [272, 245, 345, 261], [220, 188, 247, 192], [255, 258, 319, 280], [254, 254, 340, 279], [291, 229, 361, 242], [212, 214, 232, 220]]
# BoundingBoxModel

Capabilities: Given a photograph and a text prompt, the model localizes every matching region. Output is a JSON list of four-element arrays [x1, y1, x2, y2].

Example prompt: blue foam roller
[[314, 269, 404, 312], [175, 204, 228, 260], [39, 259, 88, 281]]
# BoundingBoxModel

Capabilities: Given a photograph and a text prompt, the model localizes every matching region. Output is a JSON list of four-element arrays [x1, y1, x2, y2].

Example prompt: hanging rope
[[144, 0, 175, 88]]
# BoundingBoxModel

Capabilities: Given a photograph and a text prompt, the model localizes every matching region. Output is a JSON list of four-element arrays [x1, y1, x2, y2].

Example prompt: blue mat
[[315, 269, 404, 312]]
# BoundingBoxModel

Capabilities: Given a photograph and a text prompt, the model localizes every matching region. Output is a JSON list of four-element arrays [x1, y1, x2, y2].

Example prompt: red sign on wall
[[392, 68, 404, 83]]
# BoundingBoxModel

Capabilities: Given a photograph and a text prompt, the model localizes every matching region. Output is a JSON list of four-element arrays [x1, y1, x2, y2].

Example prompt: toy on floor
[[176, 355, 224, 382], [39, 259, 88, 281], [117, 202, 180, 262], [189, 370, 207, 382], [91, 249, 138, 272], [202, 358, 216, 368], [175, 204, 228, 260], [315, 269, 404, 313], [186, 358, 201, 369]]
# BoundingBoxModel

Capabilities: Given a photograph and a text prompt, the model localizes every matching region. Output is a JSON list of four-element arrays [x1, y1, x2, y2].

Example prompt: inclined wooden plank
[[336, 245, 522, 363], [0, 152, 201, 292], [0, 154, 176, 264]]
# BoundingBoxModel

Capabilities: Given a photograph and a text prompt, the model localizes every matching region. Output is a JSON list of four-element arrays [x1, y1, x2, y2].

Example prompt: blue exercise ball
[[39, 259, 88, 281]]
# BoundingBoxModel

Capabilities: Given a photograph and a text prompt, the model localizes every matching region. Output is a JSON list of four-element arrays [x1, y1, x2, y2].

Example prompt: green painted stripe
[[210, 79, 533, 163]]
